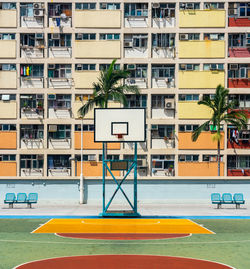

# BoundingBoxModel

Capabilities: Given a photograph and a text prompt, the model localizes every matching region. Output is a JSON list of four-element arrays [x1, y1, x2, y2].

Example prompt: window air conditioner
[[49, 125, 57, 132], [34, 9, 44, 16], [33, 3, 43, 9], [127, 64, 136, 70], [89, 155, 96, 161], [151, 125, 158, 130], [229, 64, 238, 70], [51, 33, 60, 39], [48, 64, 55, 69], [76, 33, 82, 39], [164, 99, 175, 109], [124, 41, 133, 48], [180, 34, 188, 41], [2, 95, 10, 101], [152, 3, 160, 8]]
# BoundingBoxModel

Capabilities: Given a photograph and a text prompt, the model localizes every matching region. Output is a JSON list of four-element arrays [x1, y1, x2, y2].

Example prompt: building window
[[203, 64, 224, 71], [179, 155, 199, 162], [203, 155, 223, 162], [152, 33, 175, 47], [100, 3, 120, 10], [0, 2, 16, 9], [152, 95, 174, 109], [48, 125, 71, 139], [179, 64, 200, 71], [179, 125, 199, 132], [0, 155, 16, 161], [20, 155, 43, 169], [126, 95, 147, 108], [152, 3, 175, 18], [179, 2, 200, 10], [228, 64, 249, 79], [48, 4, 72, 17], [76, 3, 96, 10], [204, 2, 224, 10], [0, 124, 16, 131], [125, 64, 147, 78], [0, 64, 16, 71], [0, 34, 15, 40], [0, 94, 16, 101], [21, 125, 44, 139], [20, 65, 44, 77], [48, 34, 71, 47], [204, 33, 224, 40], [179, 94, 199, 101], [99, 64, 120, 70], [48, 155, 70, 169], [151, 125, 175, 139], [48, 64, 71, 78], [179, 33, 200, 41], [75, 33, 96, 40], [48, 94, 71, 109], [75, 124, 94, 131], [124, 3, 148, 17], [99, 155, 119, 161], [100, 34, 120, 40], [152, 65, 175, 79], [75, 64, 96, 71]]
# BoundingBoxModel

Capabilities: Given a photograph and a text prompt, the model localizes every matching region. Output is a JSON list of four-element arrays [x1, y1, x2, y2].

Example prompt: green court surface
[[0, 219, 250, 269]]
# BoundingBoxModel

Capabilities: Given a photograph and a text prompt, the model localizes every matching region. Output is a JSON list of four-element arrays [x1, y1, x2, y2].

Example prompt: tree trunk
[[217, 140, 221, 176]]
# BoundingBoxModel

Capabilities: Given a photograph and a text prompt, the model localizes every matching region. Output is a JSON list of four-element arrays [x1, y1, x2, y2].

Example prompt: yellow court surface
[[32, 219, 214, 234]]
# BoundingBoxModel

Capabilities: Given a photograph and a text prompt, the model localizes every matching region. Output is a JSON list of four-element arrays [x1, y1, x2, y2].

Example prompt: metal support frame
[[101, 142, 140, 217]]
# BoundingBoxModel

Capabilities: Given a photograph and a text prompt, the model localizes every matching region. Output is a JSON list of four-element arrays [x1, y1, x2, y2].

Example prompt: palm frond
[[191, 121, 210, 142], [77, 98, 96, 118]]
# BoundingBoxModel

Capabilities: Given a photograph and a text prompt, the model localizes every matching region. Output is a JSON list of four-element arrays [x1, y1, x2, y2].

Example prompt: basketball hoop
[[116, 134, 123, 139]]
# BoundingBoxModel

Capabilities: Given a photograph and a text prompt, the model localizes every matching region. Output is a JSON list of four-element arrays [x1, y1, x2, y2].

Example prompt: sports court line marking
[[2, 238, 250, 246], [12, 254, 235, 269], [1, 215, 250, 219], [188, 219, 216, 234], [31, 219, 53, 234]]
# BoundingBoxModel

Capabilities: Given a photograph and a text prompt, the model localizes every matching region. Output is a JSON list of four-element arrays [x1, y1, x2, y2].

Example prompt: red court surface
[[56, 232, 190, 240], [16, 255, 234, 269]]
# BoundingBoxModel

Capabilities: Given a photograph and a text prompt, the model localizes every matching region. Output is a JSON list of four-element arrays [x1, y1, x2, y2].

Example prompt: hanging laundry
[[26, 66, 30, 76], [23, 66, 26, 76], [20, 66, 23, 76], [56, 18, 61, 27]]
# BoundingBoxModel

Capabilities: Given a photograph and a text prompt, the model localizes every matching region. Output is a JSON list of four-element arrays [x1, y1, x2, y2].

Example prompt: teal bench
[[4, 192, 38, 208], [211, 193, 245, 209]]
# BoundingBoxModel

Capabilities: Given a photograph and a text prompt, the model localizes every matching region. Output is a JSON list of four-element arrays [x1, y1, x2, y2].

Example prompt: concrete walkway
[[0, 202, 249, 217]]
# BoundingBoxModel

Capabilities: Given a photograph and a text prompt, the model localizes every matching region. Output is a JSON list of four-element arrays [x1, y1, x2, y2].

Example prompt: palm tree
[[78, 59, 140, 117], [192, 84, 247, 176]]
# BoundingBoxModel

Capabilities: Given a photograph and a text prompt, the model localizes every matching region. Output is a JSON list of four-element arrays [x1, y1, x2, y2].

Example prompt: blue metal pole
[[102, 142, 105, 214], [134, 142, 138, 214]]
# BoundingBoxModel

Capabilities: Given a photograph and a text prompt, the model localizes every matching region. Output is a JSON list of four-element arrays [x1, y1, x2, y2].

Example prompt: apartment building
[[0, 0, 249, 187]]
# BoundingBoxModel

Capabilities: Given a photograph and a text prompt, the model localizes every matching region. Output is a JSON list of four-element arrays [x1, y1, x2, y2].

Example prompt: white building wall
[[48, 108, 71, 119], [48, 139, 71, 150]]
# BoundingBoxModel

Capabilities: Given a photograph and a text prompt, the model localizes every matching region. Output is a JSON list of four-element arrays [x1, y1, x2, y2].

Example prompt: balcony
[[48, 155, 71, 177], [124, 34, 148, 58], [0, 10, 17, 28], [48, 138, 71, 150], [0, 161, 16, 176], [0, 40, 16, 58], [48, 4, 72, 28], [228, 169, 250, 176], [227, 155, 250, 176], [20, 3, 44, 28], [0, 131, 16, 149], [228, 79, 249, 89], [179, 70, 225, 88], [179, 40, 225, 58], [75, 10, 121, 28], [179, 10, 225, 28], [0, 100, 16, 119], [124, 4, 148, 28], [48, 125, 71, 149], [151, 157, 175, 177], [74, 131, 120, 150], [21, 107, 43, 119], [21, 168, 43, 177], [48, 168, 71, 177], [74, 71, 100, 89], [178, 162, 224, 177], [76, 161, 120, 177], [178, 132, 224, 149], [20, 125, 44, 149], [48, 95, 71, 119], [178, 102, 213, 119], [48, 77, 72, 89], [228, 127, 250, 149], [126, 78, 147, 89], [0, 70, 16, 89], [20, 77, 44, 88], [152, 4, 175, 28], [152, 65, 175, 88], [229, 18, 250, 27], [75, 40, 121, 59]]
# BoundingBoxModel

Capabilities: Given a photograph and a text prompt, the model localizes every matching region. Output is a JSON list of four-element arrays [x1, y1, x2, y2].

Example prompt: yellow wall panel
[[179, 41, 225, 58], [0, 71, 17, 89], [0, 101, 16, 118], [178, 71, 225, 88], [0, 162, 16, 176], [0, 132, 17, 149], [75, 41, 121, 59], [75, 10, 121, 28], [75, 131, 120, 150], [0, 10, 17, 28], [74, 71, 100, 89], [179, 10, 226, 28], [178, 162, 224, 176], [178, 102, 212, 119], [0, 40, 16, 58], [178, 132, 224, 149]]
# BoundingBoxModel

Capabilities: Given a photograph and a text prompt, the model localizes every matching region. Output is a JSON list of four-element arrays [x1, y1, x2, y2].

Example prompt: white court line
[[13, 254, 235, 269], [188, 219, 216, 234], [2, 238, 250, 246], [31, 219, 54, 234]]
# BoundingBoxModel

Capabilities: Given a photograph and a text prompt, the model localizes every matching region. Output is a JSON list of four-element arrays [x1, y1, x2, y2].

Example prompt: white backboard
[[94, 108, 146, 142]]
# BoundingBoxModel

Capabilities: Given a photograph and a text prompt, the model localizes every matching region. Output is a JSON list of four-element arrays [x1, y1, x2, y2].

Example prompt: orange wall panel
[[77, 161, 120, 177], [0, 162, 16, 176], [178, 162, 224, 177], [75, 131, 120, 150], [178, 132, 224, 150], [0, 131, 16, 149]]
